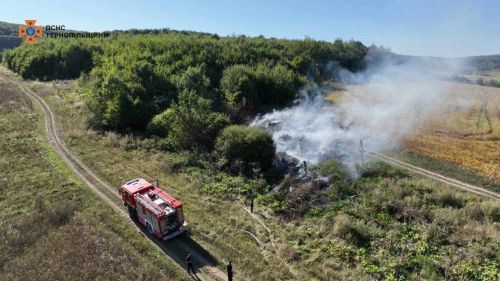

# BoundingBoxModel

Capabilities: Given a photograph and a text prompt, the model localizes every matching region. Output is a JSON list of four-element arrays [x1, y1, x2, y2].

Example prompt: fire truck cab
[[121, 178, 186, 240]]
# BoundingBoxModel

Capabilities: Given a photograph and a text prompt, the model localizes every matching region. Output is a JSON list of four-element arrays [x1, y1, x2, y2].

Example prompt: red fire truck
[[121, 178, 186, 240]]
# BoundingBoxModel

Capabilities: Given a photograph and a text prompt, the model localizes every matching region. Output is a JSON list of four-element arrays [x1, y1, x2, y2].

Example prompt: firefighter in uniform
[[227, 261, 233, 281], [186, 253, 194, 273], [249, 190, 254, 213]]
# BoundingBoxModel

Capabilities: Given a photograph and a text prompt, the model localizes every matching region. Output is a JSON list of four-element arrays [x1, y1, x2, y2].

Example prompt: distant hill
[[396, 53, 500, 73], [0, 21, 18, 35], [0, 21, 21, 54], [464, 54, 500, 72], [367, 47, 500, 74]]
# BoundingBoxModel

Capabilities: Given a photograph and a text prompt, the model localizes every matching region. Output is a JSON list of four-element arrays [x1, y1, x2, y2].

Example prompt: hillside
[[465, 54, 500, 72], [0, 21, 21, 53], [2, 27, 499, 280], [0, 75, 187, 280], [3, 69, 497, 280], [368, 49, 500, 73]]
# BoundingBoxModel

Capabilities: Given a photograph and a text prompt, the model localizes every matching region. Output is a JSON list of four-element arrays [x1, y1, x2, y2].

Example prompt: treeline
[[465, 54, 500, 72], [3, 31, 368, 173], [2, 40, 102, 80]]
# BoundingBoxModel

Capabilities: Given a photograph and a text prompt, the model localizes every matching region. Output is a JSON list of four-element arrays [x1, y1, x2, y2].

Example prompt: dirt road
[[371, 152, 500, 200], [2, 73, 226, 281]]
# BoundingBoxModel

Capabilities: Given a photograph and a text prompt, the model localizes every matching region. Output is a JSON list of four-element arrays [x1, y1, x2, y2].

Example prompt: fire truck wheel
[[147, 222, 154, 234]]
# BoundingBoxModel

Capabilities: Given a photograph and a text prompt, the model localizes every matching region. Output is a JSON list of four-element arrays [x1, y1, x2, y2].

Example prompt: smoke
[[252, 52, 473, 168]]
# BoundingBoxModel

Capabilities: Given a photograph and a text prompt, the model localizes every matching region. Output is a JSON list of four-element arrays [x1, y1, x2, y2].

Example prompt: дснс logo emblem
[[19, 20, 43, 44]]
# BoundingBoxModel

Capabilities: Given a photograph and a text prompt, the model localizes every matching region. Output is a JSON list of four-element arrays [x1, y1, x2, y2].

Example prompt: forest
[[2, 31, 368, 173]]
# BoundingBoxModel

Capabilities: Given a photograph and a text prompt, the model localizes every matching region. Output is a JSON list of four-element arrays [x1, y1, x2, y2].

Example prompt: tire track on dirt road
[[371, 152, 500, 200], [3, 73, 226, 281]]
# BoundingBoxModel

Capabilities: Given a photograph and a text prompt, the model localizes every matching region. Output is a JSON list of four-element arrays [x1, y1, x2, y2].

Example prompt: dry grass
[[464, 70, 500, 84], [7, 69, 499, 280], [405, 82, 500, 182], [0, 80, 32, 109], [327, 81, 500, 182], [29, 78, 296, 280], [0, 84, 186, 280]]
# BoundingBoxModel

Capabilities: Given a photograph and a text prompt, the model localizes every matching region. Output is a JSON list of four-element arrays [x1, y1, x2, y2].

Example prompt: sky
[[1, 0, 498, 57]]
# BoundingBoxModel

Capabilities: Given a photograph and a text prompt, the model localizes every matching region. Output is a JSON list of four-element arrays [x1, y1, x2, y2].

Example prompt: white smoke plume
[[252, 54, 473, 167]]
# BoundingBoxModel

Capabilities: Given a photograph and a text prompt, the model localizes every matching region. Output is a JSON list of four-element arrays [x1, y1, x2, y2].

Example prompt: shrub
[[147, 110, 172, 137], [221, 64, 299, 121], [333, 214, 376, 247], [83, 71, 158, 131], [358, 160, 407, 179], [258, 192, 288, 213], [176, 65, 211, 96], [149, 90, 230, 151], [220, 65, 257, 120], [215, 125, 275, 173], [314, 160, 358, 198], [430, 190, 465, 208], [162, 153, 203, 173], [315, 159, 350, 182], [45, 201, 78, 226], [200, 172, 258, 196], [481, 201, 500, 222]]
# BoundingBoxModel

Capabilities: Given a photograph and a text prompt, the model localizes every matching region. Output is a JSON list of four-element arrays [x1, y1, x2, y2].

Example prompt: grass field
[[405, 82, 500, 182], [327, 81, 500, 184], [3, 68, 497, 280], [463, 69, 500, 85], [10, 75, 295, 280], [0, 79, 188, 281]]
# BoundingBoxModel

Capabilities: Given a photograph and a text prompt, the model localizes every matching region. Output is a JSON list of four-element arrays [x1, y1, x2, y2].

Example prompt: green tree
[[83, 63, 157, 131], [216, 125, 275, 173], [149, 90, 229, 151], [220, 65, 257, 120], [176, 65, 211, 96], [221, 63, 299, 121]]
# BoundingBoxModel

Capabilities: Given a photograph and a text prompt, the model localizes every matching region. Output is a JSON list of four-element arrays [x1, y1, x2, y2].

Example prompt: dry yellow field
[[327, 81, 500, 182], [405, 82, 500, 181], [464, 70, 500, 84]]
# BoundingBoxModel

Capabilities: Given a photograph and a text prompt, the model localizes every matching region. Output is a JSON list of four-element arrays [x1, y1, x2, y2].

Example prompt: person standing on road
[[186, 253, 194, 274], [227, 261, 233, 281]]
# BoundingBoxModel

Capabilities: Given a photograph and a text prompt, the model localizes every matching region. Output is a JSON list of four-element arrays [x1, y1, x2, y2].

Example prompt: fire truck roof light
[[126, 179, 140, 185]]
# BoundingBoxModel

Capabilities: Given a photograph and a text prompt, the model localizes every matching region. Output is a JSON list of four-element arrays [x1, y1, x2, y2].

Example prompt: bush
[[148, 90, 230, 151], [216, 125, 275, 173], [315, 159, 350, 182], [220, 64, 258, 120], [83, 71, 158, 131], [358, 160, 407, 179], [221, 64, 299, 121], [147, 110, 172, 137], [333, 214, 376, 247], [430, 190, 465, 208], [258, 192, 288, 213], [481, 201, 500, 222], [162, 153, 203, 173]]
